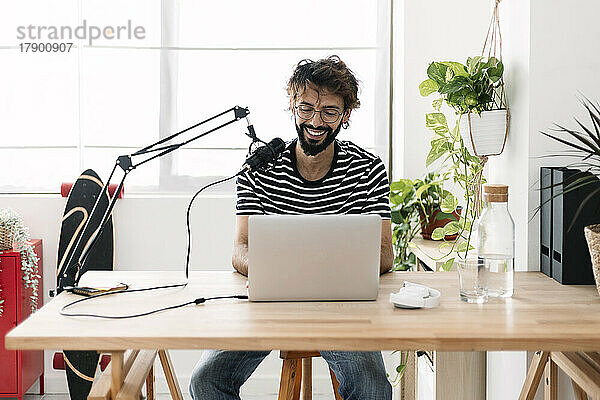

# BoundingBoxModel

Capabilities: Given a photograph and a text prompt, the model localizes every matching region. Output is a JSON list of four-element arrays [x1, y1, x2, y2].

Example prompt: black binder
[[540, 167, 553, 277], [541, 167, 600, 284]]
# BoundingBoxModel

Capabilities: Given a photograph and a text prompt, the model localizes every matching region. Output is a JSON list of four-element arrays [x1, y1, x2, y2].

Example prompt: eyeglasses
[[295, 105, 344, 124]]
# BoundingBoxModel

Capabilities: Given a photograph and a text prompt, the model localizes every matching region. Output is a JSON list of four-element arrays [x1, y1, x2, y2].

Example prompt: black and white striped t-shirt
[[236, 139, 391, 219]]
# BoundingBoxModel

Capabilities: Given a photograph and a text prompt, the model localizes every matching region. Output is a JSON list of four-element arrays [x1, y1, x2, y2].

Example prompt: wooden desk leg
[[552, 352, 600, 397], [571, 379, 587, 400], [123, 350, 140, 377], [111, 351, 125, 400], [544, 357, 558, 400], [158, 350, 183, 400], [518, 351, 549, 400], [145, 365, 155, 400], [116, 350, 157, 400], [90, 351, 139, 400], [400, 351, 416, 400]]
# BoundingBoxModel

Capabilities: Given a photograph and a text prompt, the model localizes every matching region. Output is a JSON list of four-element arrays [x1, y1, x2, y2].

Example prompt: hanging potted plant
[[419, 56, 508, 157], [419, 1, 509, 158], [0, 208, 41, 316], [540, 95, 600, 295]]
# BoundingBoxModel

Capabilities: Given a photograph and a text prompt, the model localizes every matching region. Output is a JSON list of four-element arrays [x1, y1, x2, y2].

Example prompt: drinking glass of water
[[457, 258, 488, 303]]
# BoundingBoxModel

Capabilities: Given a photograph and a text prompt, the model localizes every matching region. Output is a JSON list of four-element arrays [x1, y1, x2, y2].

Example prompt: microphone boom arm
[[56, 106, 258, 294]]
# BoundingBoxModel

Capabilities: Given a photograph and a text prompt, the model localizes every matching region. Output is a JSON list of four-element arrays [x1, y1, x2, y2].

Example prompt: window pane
[[0, 148, 78, 192], [179, 0, 377, 48], [81, 48, 160, 147], [82, 147, 159, 188], [81, 0, 160, 47], [0, 48, 78, 147], [0, 0, 78, 46], [176, 50, 376, 150]]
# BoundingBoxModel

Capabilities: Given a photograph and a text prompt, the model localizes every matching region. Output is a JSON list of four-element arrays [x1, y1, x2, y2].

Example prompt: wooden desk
[[5, 271, 600, 398]]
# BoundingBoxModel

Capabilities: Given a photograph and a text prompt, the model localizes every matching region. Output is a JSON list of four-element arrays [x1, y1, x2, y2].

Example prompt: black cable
[[60, 173, 243, 319], [60, 291, 248, 319], [185, 174, 238, 279]]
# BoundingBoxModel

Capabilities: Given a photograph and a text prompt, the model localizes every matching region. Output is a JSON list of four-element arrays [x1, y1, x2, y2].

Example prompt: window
[[0, 0, 391, 194]]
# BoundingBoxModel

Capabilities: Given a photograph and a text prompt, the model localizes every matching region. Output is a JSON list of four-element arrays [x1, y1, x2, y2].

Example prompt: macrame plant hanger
[[472, 0, 510, 216]]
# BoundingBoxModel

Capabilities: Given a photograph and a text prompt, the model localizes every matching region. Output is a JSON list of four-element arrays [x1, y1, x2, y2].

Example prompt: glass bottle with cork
[[477, 184, 515, 298]]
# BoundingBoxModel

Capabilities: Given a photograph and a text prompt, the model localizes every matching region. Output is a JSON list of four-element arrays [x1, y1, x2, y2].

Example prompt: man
[[190, 56, 393, 400]]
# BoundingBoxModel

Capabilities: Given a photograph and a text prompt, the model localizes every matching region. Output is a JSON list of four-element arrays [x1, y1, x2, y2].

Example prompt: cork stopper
[[483, 184, 508, 202]]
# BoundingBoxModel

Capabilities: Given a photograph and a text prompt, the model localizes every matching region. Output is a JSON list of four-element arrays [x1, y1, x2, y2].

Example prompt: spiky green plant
[[540, 95, 600, 224]]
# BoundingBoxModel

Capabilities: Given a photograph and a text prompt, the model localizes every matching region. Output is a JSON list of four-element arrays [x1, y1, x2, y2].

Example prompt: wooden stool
[[278, 351, 343, 400]]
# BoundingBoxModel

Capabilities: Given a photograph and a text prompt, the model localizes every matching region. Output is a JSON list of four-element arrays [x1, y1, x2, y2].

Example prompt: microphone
[[242, 138, 286, 172]]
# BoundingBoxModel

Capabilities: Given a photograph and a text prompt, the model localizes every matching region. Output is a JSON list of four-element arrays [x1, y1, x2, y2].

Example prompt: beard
[[295, 121, 342, 156]]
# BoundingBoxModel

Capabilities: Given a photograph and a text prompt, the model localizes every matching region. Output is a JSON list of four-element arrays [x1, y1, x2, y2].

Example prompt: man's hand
[[232, 215, 250, 276], [380, 219, 394, 274]]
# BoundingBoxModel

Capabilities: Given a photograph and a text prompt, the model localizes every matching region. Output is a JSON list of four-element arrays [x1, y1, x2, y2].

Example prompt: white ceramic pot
[[459, 109, 509, 157]]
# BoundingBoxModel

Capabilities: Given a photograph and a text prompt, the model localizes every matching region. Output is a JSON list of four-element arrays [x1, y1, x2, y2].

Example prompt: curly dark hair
[[286, 55, 360, 111]]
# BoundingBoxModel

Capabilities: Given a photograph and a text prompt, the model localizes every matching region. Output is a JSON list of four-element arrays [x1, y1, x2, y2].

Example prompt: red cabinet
[[0, 239, 44, 400]]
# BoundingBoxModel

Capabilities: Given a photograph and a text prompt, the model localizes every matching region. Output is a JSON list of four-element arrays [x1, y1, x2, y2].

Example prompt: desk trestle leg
[[158, 350, 183, 400], [518, 351, 549, 400], [520, 352, 600, 400], [544, 358, 558, 400], [89, 350, 161, 400]]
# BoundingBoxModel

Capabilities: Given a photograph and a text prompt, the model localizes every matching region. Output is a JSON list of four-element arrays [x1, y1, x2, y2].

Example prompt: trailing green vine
[[387, 350, 410, 386], [423, 113, 485, 269], [0, 209, 40, 316]]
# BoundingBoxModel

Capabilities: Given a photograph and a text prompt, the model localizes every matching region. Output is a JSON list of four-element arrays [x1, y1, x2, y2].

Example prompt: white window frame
[[0, 0, 393, 195]]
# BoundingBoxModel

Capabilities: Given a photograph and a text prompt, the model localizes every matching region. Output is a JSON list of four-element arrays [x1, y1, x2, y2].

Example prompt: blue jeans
[[189, 350, 391, 400]]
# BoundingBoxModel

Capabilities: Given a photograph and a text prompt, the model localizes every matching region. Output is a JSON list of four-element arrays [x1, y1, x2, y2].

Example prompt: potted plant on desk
[[413, 172, 461, 241], [389, 173, 462, 271]]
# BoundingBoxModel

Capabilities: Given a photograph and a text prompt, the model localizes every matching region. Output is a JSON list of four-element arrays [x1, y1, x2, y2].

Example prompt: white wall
[[392, 0, 490, 181], [0, 194, 400, 397]]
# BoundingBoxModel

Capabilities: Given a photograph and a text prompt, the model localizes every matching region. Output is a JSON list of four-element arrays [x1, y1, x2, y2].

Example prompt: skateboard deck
[[56, 169, 114, 400]]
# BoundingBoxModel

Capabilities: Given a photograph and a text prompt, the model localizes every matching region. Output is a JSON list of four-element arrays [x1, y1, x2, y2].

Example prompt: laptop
[[247, 214, 382, 301]]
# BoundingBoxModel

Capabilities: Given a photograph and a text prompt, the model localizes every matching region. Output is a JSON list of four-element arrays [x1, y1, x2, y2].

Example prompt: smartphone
[[71, 283, 129, 297]]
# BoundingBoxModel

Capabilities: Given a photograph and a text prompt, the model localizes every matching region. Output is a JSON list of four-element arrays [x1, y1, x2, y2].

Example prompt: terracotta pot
[[584, 224, 600, 296], [418, 207, 462, 241]]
